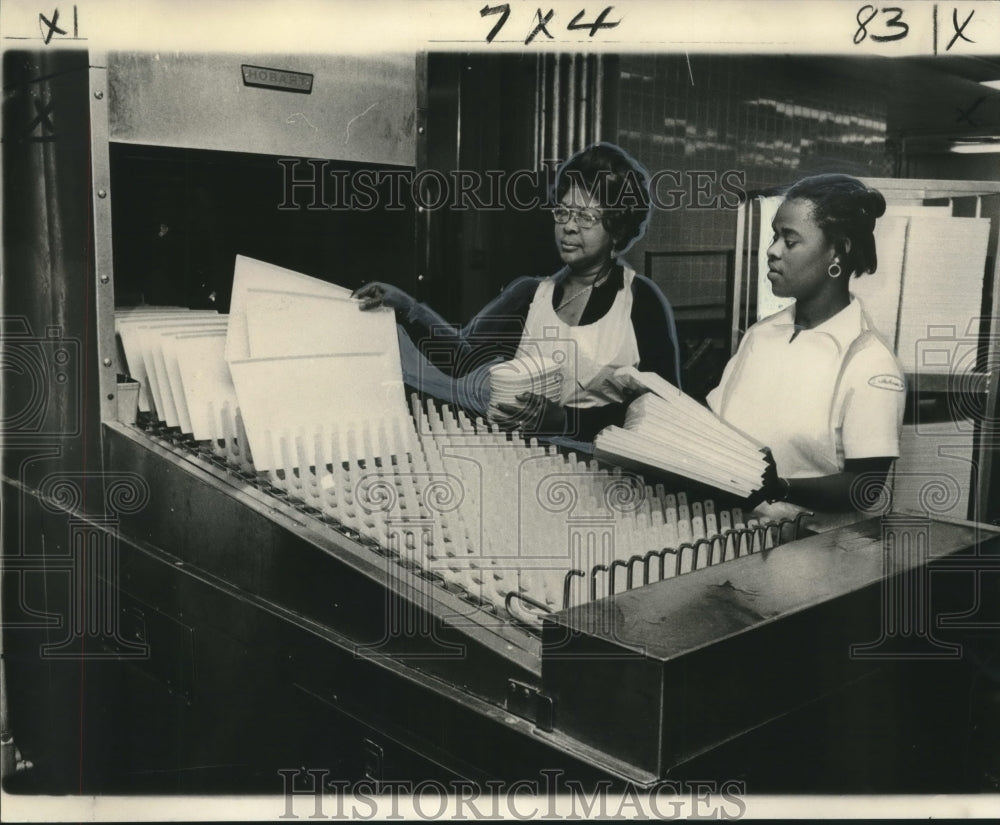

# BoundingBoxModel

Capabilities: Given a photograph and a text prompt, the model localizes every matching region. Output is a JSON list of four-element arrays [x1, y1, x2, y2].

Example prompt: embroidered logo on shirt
[[869, 374, 905, 392]]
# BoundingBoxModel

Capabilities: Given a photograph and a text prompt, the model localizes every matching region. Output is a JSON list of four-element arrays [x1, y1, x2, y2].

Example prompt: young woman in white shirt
[[708, 174, 904, 520]]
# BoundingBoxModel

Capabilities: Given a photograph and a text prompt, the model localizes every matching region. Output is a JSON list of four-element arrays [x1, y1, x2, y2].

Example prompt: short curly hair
[[784, 174, 887, 277], [553, 143, 652, 254]]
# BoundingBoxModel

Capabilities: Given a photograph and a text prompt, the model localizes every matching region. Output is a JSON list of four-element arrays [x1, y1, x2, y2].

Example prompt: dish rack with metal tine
[[137, 392, 811, 628]]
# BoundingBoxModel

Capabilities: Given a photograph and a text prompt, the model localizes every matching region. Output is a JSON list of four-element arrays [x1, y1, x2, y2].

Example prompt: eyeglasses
[[551, 206, 604, 229]]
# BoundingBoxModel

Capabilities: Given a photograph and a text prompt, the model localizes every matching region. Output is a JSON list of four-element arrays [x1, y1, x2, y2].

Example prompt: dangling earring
[[828, 260, 842, 279]]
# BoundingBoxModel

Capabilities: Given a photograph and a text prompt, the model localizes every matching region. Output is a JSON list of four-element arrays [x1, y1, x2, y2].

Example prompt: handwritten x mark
[[38, 9, 67, 45], [956, 96, 986, 127], [18, 97, 57, 142]]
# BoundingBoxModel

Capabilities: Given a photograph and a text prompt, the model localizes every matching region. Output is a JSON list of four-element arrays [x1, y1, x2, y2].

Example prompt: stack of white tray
[[486, 354, 564, 424], [594, 367, 767, 497]]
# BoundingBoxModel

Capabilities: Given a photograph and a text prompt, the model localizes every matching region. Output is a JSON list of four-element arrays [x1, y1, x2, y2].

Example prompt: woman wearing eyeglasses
[[353, 143, 681, 445]]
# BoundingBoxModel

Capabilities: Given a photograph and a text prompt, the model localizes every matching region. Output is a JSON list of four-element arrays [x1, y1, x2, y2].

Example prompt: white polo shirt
[[707, 299, 904, 479]]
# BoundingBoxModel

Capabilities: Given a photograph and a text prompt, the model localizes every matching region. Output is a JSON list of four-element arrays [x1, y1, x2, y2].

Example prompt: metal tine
[[420, 524, 439, 571], [234, 408, 254, 472], [220, 402, 236, 464], [204, 399, 221, 454], [514, 568, 539, 612], [710, 534, 727, 566], [676, 542, 697, 575], [424, 396, 444, 437], [542, 569, 566, 614], [642, 548, 661, 585], [764, 520, 781, 550], [591, 563, 609, 602], [591, 565, 610, 605], [481, 567, 511, 616], [505, 590, 554, 626], [393, 525, 416, 567], [382, 523, 402, 564], [279, 433, 302, 494], [482, 554, 512, 605], [391, 416, 410, 465], [775, 517, 795, 545], [771, 519, 784, 547], [362, 418, 378, 472], [734, 527, 752, 557], [752, 523, 768, 553], [394, 453, 417, 517], [791, 510, 814, 540], [375, 441, 400, 526], [320, 427, 341, 514], [626, 555, 646, 590], [456, 576, 490, 610], [296, 433, 320, 502], [313, 429, 328, 478], [760, 521, 772, 550], [226, 415, 243, 471], [691, 537, 714, 569], [693, 536, 713, 569], [346, 426, 360, 473], [718, 510, 734, 560], [563, 568, 586, 610], [269, 434, 290, 496], [376, 419, 392, 465], [608, 559, 629, 595], [658, 547, 678, 580]]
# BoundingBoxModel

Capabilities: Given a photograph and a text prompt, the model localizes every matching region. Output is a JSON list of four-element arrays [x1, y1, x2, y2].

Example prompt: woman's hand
[[745, 446, 789, 509], [492, 392, 567, 435], [352, 282, 416, 314]]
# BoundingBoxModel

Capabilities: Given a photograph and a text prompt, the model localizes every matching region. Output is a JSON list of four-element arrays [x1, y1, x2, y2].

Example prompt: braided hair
[[785, 174, 887, 276]]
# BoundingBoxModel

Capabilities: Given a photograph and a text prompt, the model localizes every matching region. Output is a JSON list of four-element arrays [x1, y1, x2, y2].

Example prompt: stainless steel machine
[[2, 48, 998, 796]]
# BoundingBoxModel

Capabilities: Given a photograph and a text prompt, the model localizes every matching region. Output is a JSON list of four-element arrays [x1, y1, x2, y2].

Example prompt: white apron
[[516, 268, 641, 408]]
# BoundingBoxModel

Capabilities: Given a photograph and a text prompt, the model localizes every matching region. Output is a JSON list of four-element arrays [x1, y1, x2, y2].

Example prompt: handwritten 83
[[854, 4, 976, 51]]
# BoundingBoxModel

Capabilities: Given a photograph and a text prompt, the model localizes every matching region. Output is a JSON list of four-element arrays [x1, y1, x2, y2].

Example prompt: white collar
[[763, 298, 866, 353]]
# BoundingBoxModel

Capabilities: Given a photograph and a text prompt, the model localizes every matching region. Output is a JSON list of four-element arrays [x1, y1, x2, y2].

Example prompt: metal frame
[[644, 248, 735, 321], [536, 54, 605, 163], [88, 53, 119, 427], [415, 51, 429, 295]]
